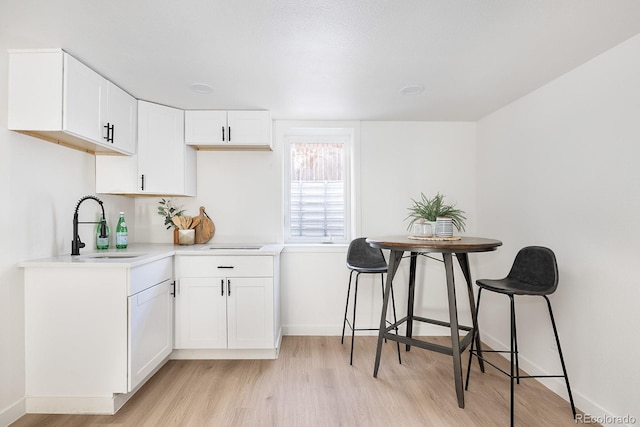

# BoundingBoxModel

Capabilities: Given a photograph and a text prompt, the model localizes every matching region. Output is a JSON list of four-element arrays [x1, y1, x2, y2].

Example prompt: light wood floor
[[12, 336, 584, 427]]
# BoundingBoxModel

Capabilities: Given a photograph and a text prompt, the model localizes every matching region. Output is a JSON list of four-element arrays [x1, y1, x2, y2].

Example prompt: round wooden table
[[366, 236, 503, 409]]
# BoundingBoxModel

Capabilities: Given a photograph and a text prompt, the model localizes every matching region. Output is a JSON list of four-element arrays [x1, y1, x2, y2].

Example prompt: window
[[283, 126, 354, 243]]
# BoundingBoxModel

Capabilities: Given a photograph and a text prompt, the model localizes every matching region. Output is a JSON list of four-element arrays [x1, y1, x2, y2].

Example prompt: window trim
[[280, 122, 358, 244]]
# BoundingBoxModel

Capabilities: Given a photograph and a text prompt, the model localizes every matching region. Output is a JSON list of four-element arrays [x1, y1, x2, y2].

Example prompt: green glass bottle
[[96, 215, 110, 250], [115, 212, 128, 249]]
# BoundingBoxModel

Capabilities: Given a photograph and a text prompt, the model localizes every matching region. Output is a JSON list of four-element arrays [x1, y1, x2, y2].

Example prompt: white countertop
[[18, 243, 284, 269]]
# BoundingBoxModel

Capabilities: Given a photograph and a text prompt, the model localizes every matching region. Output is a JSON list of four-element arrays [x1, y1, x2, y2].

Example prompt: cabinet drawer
[[178, 256, 273, 277], [130, 257, 173, 295]]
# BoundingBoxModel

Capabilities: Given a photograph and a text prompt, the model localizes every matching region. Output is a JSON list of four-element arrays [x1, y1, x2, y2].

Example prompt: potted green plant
[[157, 198, 186, 244], [157, 198, 186, 229], [406, 192, 467, 234]]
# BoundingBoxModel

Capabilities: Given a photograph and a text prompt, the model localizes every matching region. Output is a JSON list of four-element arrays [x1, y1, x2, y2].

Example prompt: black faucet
[[72, 195, 108, 256]]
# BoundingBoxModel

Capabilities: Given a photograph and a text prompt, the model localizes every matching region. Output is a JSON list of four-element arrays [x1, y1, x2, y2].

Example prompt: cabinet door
[[227, 111, 271, 147], [95, 154, 139, 194], [105, 82, 136, 155], [128, 279, 173, 391], [184, 110, 227, 145], [175, 277, 227, 349], [227, 277, 274, 349], [138, 101, 189, 194], [8, 51, 64, 130], [63, 53, 106, 144]]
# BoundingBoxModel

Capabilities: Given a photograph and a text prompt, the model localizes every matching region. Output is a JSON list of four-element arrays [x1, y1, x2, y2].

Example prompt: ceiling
[[3, 0, 640, 121]]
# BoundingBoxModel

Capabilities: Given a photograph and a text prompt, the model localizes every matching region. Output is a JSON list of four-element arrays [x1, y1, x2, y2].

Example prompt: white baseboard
[[283, 325, 345, 336], [25, 381, 154, 416], [26, 395, 117, 415], [0, 397, 25, 427], [171, 347, 279, 360], [171, 329, 282, 360]]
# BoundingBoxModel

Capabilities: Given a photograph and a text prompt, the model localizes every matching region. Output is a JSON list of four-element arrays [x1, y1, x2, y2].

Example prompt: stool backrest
[[507, 246, 559, 293], [346, 237, 387, 270]]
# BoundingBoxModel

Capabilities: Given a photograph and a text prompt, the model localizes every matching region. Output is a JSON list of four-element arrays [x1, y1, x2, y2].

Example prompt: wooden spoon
[[172, 216, 182, 229], [190, 217, 201, 229]]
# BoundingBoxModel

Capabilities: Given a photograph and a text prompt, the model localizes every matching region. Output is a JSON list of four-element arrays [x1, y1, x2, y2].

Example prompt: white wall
[[280, 121, 478, 336], [476, 33, 640, 422], [134, 149, 282, 245], [0, 47, 135, 425], [359, 122, 477, 236]]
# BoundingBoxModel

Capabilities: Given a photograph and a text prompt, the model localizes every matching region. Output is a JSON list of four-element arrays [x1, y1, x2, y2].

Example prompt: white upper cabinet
[[185, 110, 272, 150], [96, 101, 196, 196], [8, 49, 136, 155], [138, 101, 196, 195]]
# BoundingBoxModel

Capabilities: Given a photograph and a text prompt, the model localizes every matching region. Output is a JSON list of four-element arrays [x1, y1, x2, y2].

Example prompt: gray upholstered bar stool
[[341, 237, 401, 365], [465, 246, 576, 426]]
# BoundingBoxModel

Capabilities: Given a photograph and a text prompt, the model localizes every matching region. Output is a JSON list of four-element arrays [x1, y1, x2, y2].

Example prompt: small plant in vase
[[157, 198, 186, 243], [406, 192, 466, 236]]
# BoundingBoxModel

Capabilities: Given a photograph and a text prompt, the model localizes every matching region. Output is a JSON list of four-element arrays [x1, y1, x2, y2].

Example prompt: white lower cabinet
[[177, 276, 273, 349], [174, 255, 279, 355], [22, 256, 173, 414], [20, 249, 281, 414]]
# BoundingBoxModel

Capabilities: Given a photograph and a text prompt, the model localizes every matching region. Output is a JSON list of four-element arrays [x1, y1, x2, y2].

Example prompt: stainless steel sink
[[87, 255, 140, 259], [80, 253, 144, 260]]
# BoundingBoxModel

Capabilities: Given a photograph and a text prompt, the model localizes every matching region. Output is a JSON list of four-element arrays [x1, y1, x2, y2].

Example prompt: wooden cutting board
[[194, 206, 215, 244]]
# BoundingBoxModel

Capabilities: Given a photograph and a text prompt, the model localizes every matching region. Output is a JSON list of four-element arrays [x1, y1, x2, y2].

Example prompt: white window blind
[[284, 129, 352, 243]]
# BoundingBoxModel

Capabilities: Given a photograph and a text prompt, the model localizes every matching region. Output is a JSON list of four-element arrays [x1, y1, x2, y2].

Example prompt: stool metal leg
[[341, 270, 355, 344], [544, 296, 577, 419], [465, 287, 483, 390], [349, 272, 361, 365], [510, 295, 516, 427], [513, 300, 520, 384]]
